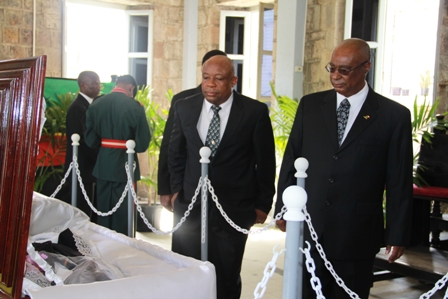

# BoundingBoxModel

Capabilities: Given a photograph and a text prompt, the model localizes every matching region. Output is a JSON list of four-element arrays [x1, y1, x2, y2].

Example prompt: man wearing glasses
[[275, 38, 413, 299]]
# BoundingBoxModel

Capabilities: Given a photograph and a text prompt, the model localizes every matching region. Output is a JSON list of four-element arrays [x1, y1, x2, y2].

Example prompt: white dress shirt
[[197, 94, 234, 144], [336, 82, 369, 143], [79, 91, 94, 104]]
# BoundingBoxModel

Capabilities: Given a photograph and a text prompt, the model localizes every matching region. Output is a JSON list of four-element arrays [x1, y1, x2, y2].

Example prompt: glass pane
[[233, 60, 243, 93], [129, 15, 148, 52], [225, 17, 244, 54], [263, 9, 274, 51], [129, 58, 147, 87], [261, 55, 272, 97]]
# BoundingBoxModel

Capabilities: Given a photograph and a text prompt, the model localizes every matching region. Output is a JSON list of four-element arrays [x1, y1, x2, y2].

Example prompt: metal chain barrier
[[300, 241, 325, 299], [49, 163, 72, 198], [419, 273, 448, 299], [204, 177, 287, 235], [253, 245, 285, 299], [303, 206, 361, 299], [76, 156, 128, 216], [125, 162, 202, 235]]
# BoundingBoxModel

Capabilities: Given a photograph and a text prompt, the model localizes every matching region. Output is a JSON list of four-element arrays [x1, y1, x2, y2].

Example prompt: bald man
[[168, 56, 276, 299], [275, 38, 413, 298]]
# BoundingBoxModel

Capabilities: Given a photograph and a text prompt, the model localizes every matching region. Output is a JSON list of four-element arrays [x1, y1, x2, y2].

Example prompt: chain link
[[419, 273, 448, 298], [205, 177, 287, 234], [49, 163, 72, 198], [253, 245, 285, 299], [303, 206, 361, 299], [125, 162, 202, 235]]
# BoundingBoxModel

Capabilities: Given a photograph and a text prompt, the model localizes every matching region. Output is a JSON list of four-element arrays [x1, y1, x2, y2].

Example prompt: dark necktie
[[337, 98, 350, 146], [205, 105, 221, 157]]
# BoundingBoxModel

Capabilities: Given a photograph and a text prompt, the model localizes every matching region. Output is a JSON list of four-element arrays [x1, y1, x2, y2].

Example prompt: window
[[220, 6, 274, 101], [63, 0, 153, 86], [127, 11, 153, 88], [258, 4, 274, 101], [344, 0, 439, 109]]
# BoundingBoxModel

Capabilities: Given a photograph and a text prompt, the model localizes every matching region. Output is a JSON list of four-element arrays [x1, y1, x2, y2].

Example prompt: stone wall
[[436, 0, 448, 114], [303, 0, 345, 96], [151, 0, 184, 106], [0, 0, 63, 77]]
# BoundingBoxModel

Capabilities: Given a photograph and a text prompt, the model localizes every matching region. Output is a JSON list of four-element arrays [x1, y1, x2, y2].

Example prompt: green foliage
[[412, 96, 448, 186], [135, 86, 170, 203], [34, 92, 76, 192], [269, 82, 299, 160]]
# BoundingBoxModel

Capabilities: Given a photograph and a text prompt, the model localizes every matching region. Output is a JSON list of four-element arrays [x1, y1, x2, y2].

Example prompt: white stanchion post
[[200, 146, 211, 261], [126, 140, 136, 238], [71, 134, 80, 207], [282, 158, 308, 299], [294, 157, 308, 298]]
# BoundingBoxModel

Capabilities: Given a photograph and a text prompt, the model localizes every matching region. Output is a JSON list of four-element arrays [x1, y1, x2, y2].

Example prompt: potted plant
[[34, 92, 76, 193], [420, 70, 432, 97], [135, 86, 172, 231], [412, 96, 448, 186], [269, 82, 299, 163]]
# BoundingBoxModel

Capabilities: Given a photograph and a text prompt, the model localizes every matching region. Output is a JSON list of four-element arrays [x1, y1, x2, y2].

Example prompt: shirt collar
[[79, 92, 94, 104], [336, 81, 369, 108], [204, 92, 234, 112]]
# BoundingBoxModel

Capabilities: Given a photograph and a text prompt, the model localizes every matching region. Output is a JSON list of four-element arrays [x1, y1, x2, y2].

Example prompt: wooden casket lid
[[0, 56, 47, 299]]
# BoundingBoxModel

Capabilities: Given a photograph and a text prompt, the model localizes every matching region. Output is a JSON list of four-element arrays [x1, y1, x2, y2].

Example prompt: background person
[[275, 38, 413, 299], [168, 55, 276, 299], [158, 49, 227, 208], [62, 71, 100, 222], [85, 75, 151, 235]]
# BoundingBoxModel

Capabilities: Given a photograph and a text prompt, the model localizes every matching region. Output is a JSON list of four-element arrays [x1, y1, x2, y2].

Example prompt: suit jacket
[[169, 91, 276, 229], [158, 85, 202, 195], [85, 91, 151, 182], [275, 87, 413, 260], [64, 94, 99, 183]]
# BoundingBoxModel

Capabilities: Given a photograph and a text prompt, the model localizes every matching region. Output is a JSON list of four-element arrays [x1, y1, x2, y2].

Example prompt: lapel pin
[[363, 115, 370, 120]]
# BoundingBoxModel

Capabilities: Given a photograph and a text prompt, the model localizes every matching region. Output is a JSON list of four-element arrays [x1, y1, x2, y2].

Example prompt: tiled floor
[[136, 226, 447, 299]]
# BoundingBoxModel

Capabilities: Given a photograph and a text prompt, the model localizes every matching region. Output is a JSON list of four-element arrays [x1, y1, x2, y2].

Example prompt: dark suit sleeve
[[275, 98, 304, 216], [84, 105, 101, 148], [253, 105, 276, 214], [158, 87, 202, 195], [167, 101, 187, 194], [158, 97, 179, 195], [385, 108, 413, 246], [66, 100, 99, 161]]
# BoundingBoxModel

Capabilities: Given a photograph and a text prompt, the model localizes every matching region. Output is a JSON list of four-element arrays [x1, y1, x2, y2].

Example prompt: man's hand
[[160, 194, 174, 212], [255, 209, 268, 224], [385, 245, 405, 263], [276, 219, 286, 232]]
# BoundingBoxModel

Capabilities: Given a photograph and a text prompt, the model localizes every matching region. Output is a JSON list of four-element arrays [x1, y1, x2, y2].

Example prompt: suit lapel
[[339, 88, 378, 151], [321, 91, 339, 149], [214, 91, 244, 157]]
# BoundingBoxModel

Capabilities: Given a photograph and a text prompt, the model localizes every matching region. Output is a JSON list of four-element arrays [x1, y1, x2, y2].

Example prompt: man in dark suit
[[158, 49, 227, 207], [62, 71, 100, 221], [168, 55, 276, 299], [275, 38, 413, 299], [85, 75, 151, 234]]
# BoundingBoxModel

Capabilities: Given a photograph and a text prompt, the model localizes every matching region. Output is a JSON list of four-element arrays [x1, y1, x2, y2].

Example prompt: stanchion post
[[126, 140, 136, 238], [282, 158, 308, 299], [200, 147, 211, 261], [71, 134, 80, 207], [294, 157, 309, 298]]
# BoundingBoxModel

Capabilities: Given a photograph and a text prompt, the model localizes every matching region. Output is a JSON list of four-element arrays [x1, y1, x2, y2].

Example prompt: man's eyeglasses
[[325, 61, 369, 76]]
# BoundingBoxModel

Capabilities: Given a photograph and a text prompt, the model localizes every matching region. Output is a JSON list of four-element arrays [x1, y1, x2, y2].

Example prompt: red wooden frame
[[0, 56, 46, 299]]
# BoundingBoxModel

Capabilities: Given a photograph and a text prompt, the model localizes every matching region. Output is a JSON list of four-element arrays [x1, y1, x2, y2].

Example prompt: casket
[[0, 56, 216, 299], [24, 193, 216, 299]]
